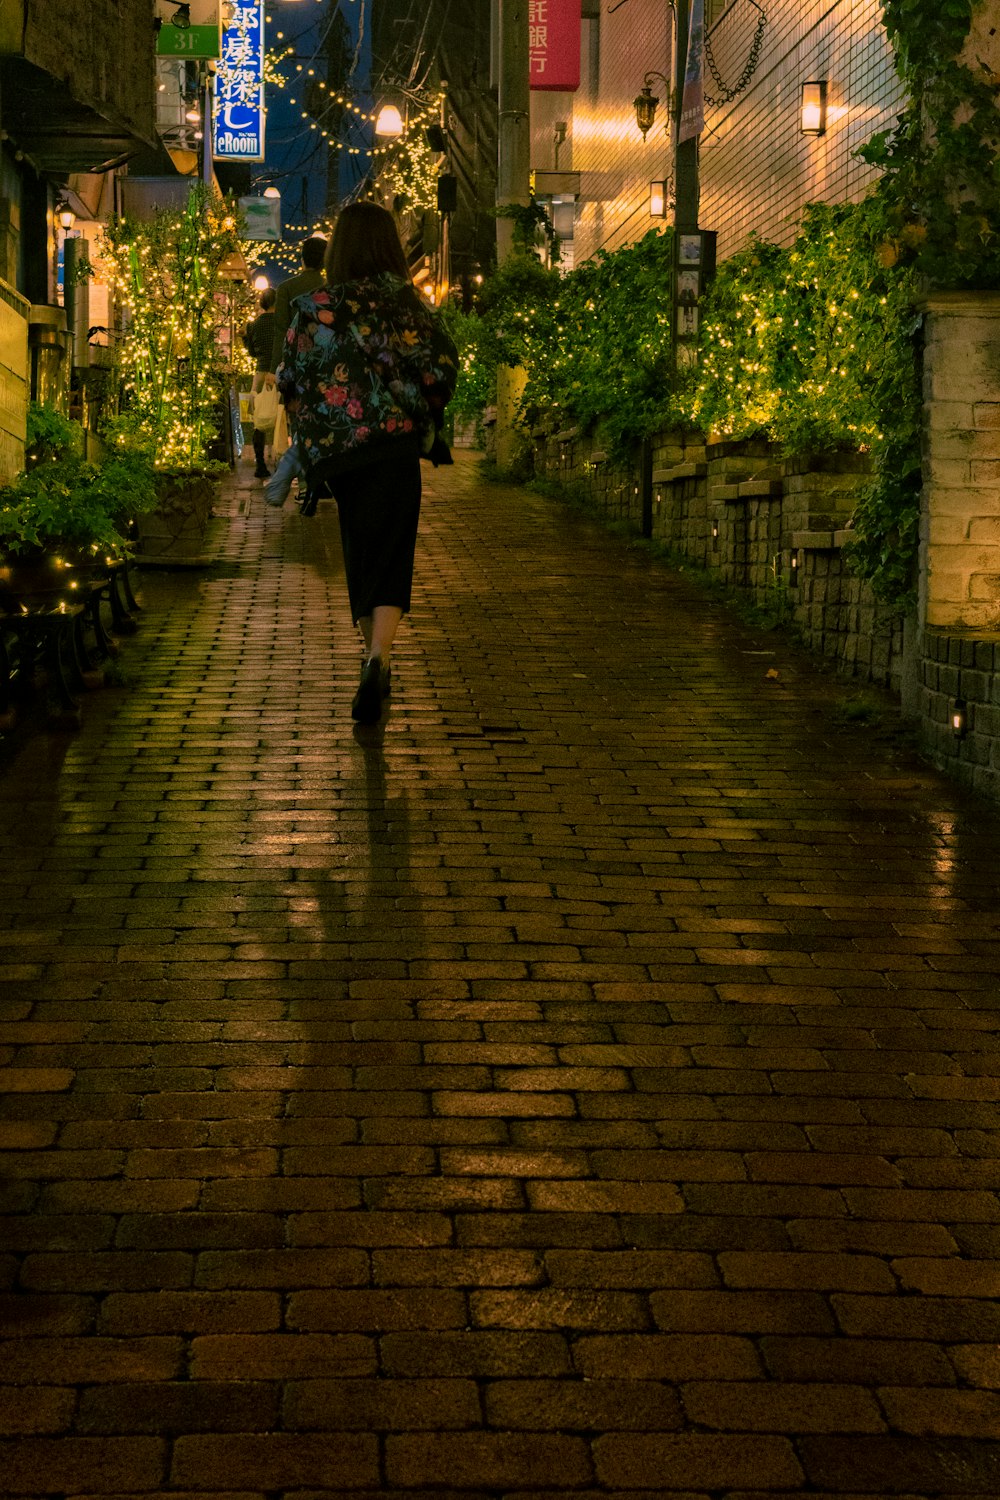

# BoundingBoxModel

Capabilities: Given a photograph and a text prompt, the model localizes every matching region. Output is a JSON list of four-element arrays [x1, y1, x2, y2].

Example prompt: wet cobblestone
[[1, 452, 1000, 1496]]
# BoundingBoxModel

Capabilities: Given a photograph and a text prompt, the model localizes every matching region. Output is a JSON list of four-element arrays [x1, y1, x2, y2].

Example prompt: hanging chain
[[704, 0, 768, 107]]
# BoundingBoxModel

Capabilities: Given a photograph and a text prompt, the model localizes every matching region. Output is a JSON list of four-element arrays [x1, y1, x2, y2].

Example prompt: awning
[[1, 56, 159, 174]]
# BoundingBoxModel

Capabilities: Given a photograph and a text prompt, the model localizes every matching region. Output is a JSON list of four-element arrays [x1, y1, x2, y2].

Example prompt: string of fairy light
[[260, 7, 447, 268], [97, 192, 255, 467], [691, 235, 884, 443]]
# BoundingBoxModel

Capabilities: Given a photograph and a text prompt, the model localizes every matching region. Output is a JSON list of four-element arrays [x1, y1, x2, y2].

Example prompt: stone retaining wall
[[532, 420, 908, 696], [918, 630, 1000, 803]]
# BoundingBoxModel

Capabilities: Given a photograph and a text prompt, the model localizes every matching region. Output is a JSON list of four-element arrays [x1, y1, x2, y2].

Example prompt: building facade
[[530, 0, 903, 266], [0, 0, 157, 480]]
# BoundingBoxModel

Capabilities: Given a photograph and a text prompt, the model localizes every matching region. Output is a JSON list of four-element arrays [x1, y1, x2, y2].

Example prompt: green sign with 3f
[[156, 23, 220, 58]]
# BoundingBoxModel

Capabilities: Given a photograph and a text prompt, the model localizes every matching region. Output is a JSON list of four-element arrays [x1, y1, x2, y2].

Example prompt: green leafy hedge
[[448, 229, 680, 457], [452, 206, 923, 607], [867, 0, 1000, 291], [690, 200, 924, 607], [0, 404, 158, 557]]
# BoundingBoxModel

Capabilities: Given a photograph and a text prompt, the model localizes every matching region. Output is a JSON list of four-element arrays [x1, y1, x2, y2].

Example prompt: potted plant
[[0, 405, 160, 720], [0, 405, 157, 588]]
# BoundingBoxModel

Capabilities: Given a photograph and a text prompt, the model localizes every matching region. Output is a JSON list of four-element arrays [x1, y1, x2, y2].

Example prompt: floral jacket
[[276, 273, 458, 478]]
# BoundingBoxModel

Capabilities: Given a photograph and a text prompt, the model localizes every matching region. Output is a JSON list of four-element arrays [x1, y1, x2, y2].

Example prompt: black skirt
[[330, 449, 423, 622]]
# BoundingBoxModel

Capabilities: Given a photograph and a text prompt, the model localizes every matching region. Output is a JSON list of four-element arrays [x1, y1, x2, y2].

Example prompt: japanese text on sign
[[529, 0, 580, 93], [214, 0, 265, 161]]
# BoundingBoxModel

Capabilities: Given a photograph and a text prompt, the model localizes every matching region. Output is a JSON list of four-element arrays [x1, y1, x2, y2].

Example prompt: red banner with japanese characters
[[529, 0, 581, 92]]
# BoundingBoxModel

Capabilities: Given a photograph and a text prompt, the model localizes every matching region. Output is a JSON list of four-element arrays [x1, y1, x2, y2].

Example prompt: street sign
[[214, 0, 266, 161], [529, 0, 580, 93], [155, 1, 220, 59], [239, 195, 281, 242]]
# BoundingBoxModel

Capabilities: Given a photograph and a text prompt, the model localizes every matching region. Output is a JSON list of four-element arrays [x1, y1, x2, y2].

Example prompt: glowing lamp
[[648, 181, 667, 218], [263, 186, 281, 198], [57, 204, 76, 231], [375, 104, 404, 138], [253, 274, 270, 291], [952, 698, 968, 739], [800, 81, 827, 136]]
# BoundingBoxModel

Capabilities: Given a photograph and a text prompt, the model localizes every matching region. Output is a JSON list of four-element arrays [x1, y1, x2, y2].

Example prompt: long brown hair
[[324, 202, 410, 284]]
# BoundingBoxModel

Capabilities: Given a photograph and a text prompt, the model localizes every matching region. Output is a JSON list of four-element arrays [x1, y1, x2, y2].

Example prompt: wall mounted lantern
[[648, 181, 668, 217], [634, 71, 672, 139], [800, 80, 827, 135], [57, 204, 76, 232], [171, 3, 192, 28]]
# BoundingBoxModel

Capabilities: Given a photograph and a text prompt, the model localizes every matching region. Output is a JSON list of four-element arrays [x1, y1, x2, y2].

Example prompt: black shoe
[[351, 656, 391, 723], [254, 466, 270, 479]]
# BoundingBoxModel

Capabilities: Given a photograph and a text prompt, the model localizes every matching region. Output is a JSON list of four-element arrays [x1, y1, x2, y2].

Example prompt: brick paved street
[[2, 449, 1000, 1498]]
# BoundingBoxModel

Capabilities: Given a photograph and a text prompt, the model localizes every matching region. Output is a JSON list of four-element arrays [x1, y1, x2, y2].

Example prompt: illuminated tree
[[98, 186, 245, 468]]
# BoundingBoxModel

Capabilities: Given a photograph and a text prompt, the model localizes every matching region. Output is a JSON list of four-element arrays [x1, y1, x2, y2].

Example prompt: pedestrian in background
[[243, 286, 276, 478], [268, 236, 327, 375], [276, 202, 457, 725]]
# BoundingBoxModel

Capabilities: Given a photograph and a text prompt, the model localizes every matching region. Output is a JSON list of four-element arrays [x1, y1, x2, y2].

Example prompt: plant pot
[[135, 471, 220, 566], [0, 544, 87, 602]]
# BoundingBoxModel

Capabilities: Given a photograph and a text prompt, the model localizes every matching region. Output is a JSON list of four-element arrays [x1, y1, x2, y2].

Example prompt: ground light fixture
[[800, 80, 827, 135], [952, 698, 968, 739]]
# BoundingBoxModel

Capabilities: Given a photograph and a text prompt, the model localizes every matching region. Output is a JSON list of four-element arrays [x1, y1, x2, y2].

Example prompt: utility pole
[[496, 0, 530, 262]]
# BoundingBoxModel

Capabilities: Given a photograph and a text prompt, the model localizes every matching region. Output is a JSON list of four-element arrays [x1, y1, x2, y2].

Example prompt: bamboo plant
[[98, 185, 246, 469]]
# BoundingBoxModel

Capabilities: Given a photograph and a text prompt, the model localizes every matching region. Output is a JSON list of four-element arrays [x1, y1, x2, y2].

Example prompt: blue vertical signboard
[[214, 0, 265, 161]]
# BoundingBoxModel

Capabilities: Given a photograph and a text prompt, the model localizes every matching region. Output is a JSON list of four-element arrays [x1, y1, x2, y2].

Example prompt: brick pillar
[[0, 278, 30, 485], [921, 292, 1000, 630]]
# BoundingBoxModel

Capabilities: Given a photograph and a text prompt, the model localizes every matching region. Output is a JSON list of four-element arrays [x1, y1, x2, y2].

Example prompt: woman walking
[[276, 202, 457, 724], [243, 286, 276, 478]]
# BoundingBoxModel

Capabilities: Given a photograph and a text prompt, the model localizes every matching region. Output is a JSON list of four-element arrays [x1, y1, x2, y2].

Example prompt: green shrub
[[451, 230, 681, 460], [0, 445, 158, 558], [688, 200, 923, 609], [26, 403, 82, 465]]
